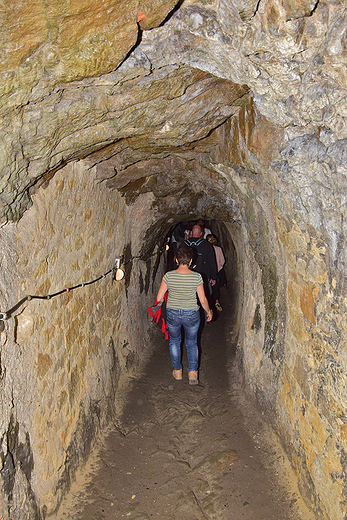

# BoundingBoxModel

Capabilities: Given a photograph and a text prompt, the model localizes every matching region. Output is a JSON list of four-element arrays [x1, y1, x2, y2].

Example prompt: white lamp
[[114, 258, 125, 281]]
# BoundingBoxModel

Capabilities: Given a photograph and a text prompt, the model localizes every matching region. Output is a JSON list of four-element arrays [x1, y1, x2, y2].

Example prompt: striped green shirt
[[163, 270, 203, 310]]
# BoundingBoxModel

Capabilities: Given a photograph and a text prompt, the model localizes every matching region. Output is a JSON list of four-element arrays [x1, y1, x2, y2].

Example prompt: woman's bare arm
[[156, 280, 168, 302], [197, 284, 213, 321]]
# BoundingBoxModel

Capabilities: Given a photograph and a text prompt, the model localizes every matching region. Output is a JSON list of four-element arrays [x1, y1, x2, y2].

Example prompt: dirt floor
[[54, 289, 318, 520]]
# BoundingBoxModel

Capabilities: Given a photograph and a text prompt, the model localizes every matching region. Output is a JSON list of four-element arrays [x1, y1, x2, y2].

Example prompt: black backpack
[[184, 238, 204, 271]]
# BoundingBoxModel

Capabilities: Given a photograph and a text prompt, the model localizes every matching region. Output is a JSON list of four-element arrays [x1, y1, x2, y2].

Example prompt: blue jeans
[[166, 309, 200, 372]]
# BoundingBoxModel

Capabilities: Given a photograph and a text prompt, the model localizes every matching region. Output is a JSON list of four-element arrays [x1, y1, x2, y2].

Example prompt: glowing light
[[115, 268, 125, 281]]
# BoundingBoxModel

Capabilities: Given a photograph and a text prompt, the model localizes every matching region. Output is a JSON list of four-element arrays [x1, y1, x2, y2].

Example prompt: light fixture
[[114, 258, 125, 281]]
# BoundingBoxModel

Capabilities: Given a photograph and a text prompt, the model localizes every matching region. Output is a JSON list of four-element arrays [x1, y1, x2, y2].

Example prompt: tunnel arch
[[97, 130, 289, 417], [1, 1, 347, 518], [0, 140, 289, 514], [0, 103, 296, 516]]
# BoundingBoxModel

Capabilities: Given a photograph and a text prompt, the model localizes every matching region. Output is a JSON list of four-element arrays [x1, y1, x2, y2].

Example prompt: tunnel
[[1, 1, 347, 519]]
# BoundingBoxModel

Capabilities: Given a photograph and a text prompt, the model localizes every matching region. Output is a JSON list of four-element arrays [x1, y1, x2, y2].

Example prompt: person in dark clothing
[[184, 224, 217, 303]]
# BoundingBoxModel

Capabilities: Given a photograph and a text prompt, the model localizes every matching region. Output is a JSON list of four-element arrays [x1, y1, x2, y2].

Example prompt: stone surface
[[0, 0, 178, 107], [53, 316, 315, 520], [1, 1, 347, 519], [1, 0, 347, 224], [0, 160, 161, 517]]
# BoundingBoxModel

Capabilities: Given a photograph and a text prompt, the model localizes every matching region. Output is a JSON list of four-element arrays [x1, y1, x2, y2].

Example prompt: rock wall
[[0, 161, 161, 518], [1, 0, 347, 519], [217, 98, 347, 519], [0, 0, 178, 111]]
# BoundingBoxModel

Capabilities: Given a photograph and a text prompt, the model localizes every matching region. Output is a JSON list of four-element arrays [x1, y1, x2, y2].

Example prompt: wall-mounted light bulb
[[115, 268, 125, 281], [114, 258, 124, 281]]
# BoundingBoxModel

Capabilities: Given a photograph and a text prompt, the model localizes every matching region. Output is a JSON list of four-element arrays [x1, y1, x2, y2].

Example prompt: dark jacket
[[184, 237, 217, 281]]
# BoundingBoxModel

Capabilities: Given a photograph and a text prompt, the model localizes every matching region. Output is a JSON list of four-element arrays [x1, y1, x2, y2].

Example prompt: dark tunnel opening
[[147, 215, 243, 390], [163, 218, 240, 337]]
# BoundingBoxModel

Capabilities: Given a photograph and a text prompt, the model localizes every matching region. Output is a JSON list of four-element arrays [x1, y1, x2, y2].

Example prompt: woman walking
[[206, 234, 226, 312], [156, 245, 213, 385]]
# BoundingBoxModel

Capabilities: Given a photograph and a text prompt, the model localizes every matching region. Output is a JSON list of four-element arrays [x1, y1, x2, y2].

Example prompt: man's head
[[191, 224, 203, 238]]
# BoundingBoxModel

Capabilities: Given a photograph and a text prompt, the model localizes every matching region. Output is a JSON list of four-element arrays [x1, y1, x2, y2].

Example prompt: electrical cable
[[0, 269, 114, 321], [0, 246, 165, 321]]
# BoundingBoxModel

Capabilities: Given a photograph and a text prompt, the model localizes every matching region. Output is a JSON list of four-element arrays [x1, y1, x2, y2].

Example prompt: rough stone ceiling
[[1, 0, 346, 224]]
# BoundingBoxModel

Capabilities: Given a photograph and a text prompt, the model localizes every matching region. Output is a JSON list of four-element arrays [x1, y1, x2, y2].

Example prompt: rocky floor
[[54, 289, 317, 520]]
